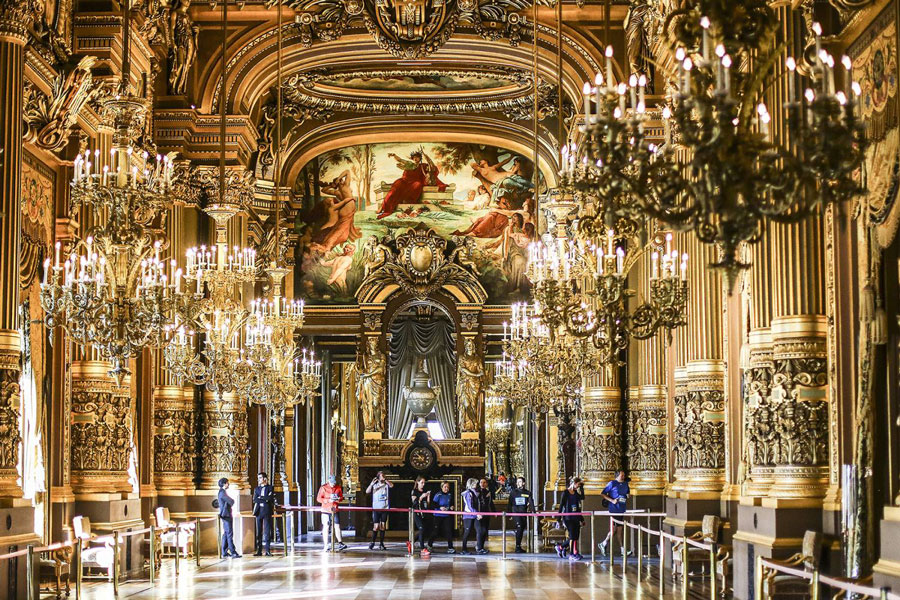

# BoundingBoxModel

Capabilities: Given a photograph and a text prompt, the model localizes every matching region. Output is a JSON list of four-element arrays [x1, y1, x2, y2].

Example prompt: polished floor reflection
[[79, 543, 714, 600]]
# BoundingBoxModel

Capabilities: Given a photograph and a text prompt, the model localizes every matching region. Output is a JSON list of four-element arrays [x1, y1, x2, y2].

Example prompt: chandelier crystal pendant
[[563, 0, 866, 288], [39, 0, 179, 383]]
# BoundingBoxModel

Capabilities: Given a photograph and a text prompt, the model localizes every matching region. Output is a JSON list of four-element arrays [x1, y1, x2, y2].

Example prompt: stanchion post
[[113, 530, 120, 597], [195, 521, 200, 567], [637, 527, 643, 580], [26, 544, 34, 600], [74, 540, 82, 600], [590, 512, 596, 563], [810, 570, 820, 600], [149, 524, 156, 584], [680, 535, 688, 600], [174, 527, 180, 575], [283, 513, 289, 556], [709, 542, 718, 600], [660, 533, 667, 593], [622, 520, 628, 577], [609, 518, 616, 566], [216, 516, 223, 559], [880, 588, 890, 600], [407, 507, 414, 556], [501, 512, 507, 560], [754, 555, 763, 600]]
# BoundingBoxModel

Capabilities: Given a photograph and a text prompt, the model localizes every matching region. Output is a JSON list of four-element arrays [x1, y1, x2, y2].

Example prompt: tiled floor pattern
[[78, 544, 716, 600]]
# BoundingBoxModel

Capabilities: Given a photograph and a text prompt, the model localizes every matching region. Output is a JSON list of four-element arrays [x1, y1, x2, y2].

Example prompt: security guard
[[252, 472, 276, 556]]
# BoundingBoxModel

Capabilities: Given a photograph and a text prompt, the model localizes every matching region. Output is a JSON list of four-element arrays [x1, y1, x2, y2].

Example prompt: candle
[[618, 82, 627, 113], [700, 16, 710, 64], [842, 55, 852, 97], [628, 74, 637, 109], [812, 22, 822, 66], [594, 72, 604, 112], [757, 103, 770, 141], [582, 81, 592, 123], [651, 251, 659, 279], [638, 74, 647, 105], [722, 54, 732, 95], [605, 45, 615, 87], [662, 106, 672, 146], [682, 57, 693, 95], [785, 57, 797, 104]]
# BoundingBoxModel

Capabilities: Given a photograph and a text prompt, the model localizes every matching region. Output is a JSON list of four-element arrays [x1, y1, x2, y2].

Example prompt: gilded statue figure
[[357, 337, 386, 432], [456, 337, 484, 433]]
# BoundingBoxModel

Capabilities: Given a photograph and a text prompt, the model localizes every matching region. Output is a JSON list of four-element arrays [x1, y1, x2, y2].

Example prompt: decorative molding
[[23, 56, 98, 152]]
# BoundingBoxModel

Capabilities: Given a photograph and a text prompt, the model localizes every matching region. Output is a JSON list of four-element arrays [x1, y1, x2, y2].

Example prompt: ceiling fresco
[[292, 142, 537, 305]]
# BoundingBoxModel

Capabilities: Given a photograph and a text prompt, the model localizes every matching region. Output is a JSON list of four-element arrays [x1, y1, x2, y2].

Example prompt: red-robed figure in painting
[[376, 149, 447, 219]]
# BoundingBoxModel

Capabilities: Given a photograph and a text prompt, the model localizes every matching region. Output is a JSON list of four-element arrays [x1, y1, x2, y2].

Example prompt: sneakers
[[598, 542, 608, 556], [336, 542, 348, 551], [476, 549, 488, 555], [421, 548, 431, 558], [460, 550, 471, 555], [379, 543, 387, 551], [514, 547, 525, 553], [571, 553, 583, 561], [369, 542, 375, 550], [447, 548, 456, 554]]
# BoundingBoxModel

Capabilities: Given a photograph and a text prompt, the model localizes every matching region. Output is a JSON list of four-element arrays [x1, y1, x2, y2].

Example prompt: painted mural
[[318, 71, 510, 93], [293, 142, 537, 304]]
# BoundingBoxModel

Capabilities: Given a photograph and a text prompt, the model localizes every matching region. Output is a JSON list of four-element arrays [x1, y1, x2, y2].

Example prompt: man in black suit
[[252, 472, 276, 556], [217, 478, 241, 558]]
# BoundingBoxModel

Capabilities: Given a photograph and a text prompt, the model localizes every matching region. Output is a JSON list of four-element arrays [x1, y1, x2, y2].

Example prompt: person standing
[[598, 470, 630, 556], [410, 476, 432, 554], [252, 472, 276, 556], [476, 478, 495, 554], [460, 478, 480, 555], [217, 478, 241, 558], [428, 481, 455, 553], [559, 476, 585, 560], [508, 476, 534, 553], [367, 471, 393, 550], [316, 474, 348, 551]]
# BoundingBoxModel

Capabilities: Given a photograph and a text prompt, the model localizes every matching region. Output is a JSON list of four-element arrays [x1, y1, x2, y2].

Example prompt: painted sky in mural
[[293, 142, 536, 304]]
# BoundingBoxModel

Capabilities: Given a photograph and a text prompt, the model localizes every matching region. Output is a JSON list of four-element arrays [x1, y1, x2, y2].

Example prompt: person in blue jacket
[[598, 470, 630, 556], [217, 477, 241, 558], [428, 481, 456, 553]]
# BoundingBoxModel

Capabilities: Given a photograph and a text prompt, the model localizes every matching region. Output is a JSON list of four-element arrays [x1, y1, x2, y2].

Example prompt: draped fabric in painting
[[387, 317, 457, 439]]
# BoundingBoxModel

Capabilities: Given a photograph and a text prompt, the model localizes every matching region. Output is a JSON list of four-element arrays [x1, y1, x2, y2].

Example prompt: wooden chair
[[760, 530, 823, 599], [154, 507, 194, 559], [672, 515, 723, 581], [540, 506, 567, 551], [72, 516, 116, 581], [39, 543, 73, 598]]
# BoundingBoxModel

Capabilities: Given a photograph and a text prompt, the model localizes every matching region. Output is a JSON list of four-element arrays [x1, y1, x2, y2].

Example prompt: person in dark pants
[[428, 481, 455, 553], [460, 478, 480, 555], [558, 476, 585, 560], [410, 476, 432, 553], [252, 472, 276, 556], [217, 477, 241, 558], [476, 477, 495, 554], [598, 470, 630, 556], [508, 476, 534, 553]]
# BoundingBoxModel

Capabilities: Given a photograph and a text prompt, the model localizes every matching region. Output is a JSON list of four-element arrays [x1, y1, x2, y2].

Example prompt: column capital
[[0, 0, 34, 43]]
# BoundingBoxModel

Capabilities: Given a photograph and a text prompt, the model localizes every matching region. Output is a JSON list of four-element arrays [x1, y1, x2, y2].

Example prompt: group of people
[[214, 469, 631, 561]]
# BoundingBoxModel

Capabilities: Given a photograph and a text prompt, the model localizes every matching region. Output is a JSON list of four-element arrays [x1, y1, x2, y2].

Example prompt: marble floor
[[77, 543, 717, 600]]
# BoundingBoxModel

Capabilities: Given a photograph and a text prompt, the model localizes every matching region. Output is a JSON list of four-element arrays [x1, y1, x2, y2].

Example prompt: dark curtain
[[387, 318, 457, 439]]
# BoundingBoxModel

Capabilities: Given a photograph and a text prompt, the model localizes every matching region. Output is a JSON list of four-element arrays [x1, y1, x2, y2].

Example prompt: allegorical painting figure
[[293, 142, 539, 304]]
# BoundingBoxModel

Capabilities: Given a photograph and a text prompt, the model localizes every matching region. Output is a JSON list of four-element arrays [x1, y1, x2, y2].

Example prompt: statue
[[456, 337, 484, 434], [356, 337, 386, 432], [141, 0, 198, 95]]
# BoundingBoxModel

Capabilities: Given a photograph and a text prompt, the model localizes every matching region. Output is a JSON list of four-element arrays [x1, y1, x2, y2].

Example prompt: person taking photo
[[366, 471, 393, 550]]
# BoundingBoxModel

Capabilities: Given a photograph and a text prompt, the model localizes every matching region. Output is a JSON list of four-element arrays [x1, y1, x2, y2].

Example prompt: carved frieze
[[200, 393, 249, 488], [153, 388, 196, 488], [673, 387, 725, 471], [627, 406, 667, 472], [579, 408, 623, 475], [0, 346, 21, 495]]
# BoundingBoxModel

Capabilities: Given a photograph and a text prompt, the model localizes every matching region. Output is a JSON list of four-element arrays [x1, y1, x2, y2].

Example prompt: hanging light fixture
[[163, 0, 260, 400], [40, 0, 178, 383], [563, 0, 866, 288]]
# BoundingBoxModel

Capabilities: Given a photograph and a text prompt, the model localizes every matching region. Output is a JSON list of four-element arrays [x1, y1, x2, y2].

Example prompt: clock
[[408, 446, 435, 471]]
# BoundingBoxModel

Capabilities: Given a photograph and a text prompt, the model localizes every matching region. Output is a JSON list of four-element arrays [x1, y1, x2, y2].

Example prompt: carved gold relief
[[200, 391, 249, 488], [0, 335, 22, 497], [671, 363, 725, 493], [70, 361, 133, 494], [456, 337, 483, 434], [153, 386, 195, 489], [355, 336, 386, 433], [23, 56, 97, 152]]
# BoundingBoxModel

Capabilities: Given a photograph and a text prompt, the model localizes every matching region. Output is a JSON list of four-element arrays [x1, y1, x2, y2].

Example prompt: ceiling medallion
[[287, 0, 530, 58]]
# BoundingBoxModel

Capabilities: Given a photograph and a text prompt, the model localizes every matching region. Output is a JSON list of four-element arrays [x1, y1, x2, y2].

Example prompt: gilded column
[[579, 369, 622, 493], [767, 217, 829, 500], [153, 203, 198, 491], [670, 233, 726, 496], [0, 0, 30, 501], [627, 250, 668, 495], [743, 241, 775, 497], [200, 390, 249, 489]]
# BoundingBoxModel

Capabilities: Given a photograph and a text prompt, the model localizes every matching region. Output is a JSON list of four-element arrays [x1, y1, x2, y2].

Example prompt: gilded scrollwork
[[579, 409, 623, 475], [0, 351, 21, 484], [23, 56, 98, 152], [627, 407, 666, 472], [200, 402, 249, 482], [154, 408, 196, 477], [673, 387, 725, 470]]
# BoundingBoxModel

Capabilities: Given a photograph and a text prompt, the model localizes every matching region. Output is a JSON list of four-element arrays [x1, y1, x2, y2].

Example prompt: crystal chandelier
[[39, 0, 178, 383], [562, 0, 866, 287]]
